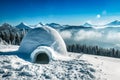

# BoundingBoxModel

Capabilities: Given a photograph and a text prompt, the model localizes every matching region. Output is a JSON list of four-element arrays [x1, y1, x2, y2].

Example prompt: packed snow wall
[[18, 26, 67, 63]]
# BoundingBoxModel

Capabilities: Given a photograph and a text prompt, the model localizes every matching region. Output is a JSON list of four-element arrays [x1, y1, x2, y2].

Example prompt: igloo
[[18, 26, 67, 64]]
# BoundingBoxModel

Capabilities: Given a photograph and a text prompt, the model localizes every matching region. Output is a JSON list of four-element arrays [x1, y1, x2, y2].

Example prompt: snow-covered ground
[[0, 45, 120, 80], [0, 45, 19, 52], [81, 54, 120, 80]]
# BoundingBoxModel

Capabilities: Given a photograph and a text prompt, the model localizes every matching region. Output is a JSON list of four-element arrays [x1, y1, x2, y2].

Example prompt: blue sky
[[0, 0, 120, 25]]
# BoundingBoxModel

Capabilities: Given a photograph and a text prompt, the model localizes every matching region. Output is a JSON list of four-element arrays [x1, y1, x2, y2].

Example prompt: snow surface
[[0, 45, 19, 52], [81, 54, 120, 80], [0, 45, 120, 80], [0, 45, 95, 80], [18, 26, 67, 61]]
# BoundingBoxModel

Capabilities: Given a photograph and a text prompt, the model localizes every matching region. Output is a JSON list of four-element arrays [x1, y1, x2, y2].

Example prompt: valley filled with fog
[[60, 27, 120, 49]]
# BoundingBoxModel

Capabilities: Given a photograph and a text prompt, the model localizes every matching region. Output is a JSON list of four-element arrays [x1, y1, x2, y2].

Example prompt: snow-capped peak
[[30, 22, 44, 28], [107, 20, 120, 26], [46, 23, 61, 27], [19, 22, 28, 26], [15, 22, 30, 29], [39, 22, 44, 26], [45, 23, 63, 29], [36, 22, 44, 27], [83, 22, 93, 27], [2, 23, 11, 26], [0, 23, 13, 31]]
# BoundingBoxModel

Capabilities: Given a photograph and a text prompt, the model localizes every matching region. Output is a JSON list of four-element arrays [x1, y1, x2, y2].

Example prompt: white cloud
[[74, 30, 102, 41], [96, 14, 101, 19], [106, 32, 120, 42], [60, 31, 72, 39], [74, 30, 120, 44], [60, 29, 120, 49]]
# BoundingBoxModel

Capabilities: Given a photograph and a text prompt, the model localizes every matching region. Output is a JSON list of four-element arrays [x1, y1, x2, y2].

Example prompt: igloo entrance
[[35, 52, 49, 64]]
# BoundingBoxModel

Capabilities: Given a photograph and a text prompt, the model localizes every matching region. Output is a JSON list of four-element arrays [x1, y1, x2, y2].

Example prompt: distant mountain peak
[[19, 22, 28, 26], [35, 22, 44, 27], [1, 23, 12, 28], [46, 23, 62, 29], [0, 23, 15, 31], [2, 23, 11, 26], [113, 20, 120, 22], [107, 20, 120, 25], [29, 22, 44, 28], [38, 22, 44, 26], [15, 22, 30, 29], [46, 23, 61, 26], [83, 22, 92, 27], [84, 22, 92, 25]]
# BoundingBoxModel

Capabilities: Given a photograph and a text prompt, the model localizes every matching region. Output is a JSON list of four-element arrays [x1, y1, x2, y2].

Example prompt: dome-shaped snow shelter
[[18, 26, 67, 64]]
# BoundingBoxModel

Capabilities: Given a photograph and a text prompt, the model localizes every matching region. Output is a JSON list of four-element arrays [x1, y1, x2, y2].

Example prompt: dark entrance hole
[[35, 53, 49, 64]]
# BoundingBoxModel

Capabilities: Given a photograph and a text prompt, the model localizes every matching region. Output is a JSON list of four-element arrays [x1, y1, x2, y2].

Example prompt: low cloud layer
[[60, 29, 120, 49], [60, 31, 72, 39], [74, 30, 102, 41]]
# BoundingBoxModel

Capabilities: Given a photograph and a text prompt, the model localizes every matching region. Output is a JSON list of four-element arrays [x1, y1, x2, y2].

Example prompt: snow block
[[18, 26, 67, 63]]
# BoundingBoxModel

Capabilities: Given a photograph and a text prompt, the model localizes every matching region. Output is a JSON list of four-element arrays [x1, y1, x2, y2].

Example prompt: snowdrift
[[18, 26, 67, 63]]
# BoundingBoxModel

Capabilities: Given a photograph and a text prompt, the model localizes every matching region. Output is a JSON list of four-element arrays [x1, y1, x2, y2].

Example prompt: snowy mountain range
[[30, 22, 44, 28], [0, 23, 27, 45], [0, 23, 18, 32], [0, 23, 13, 29], [15, 22, 30, 29], [83, 22, 93, 27], [46, 23, 65, 29], [1, 20, 120, 30], [106, 20, 120, 26]]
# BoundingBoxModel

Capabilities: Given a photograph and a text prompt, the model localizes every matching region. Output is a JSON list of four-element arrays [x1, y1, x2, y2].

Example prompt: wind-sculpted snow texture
[[0, 43, 96, 80], [18, 26, 67, 62], [0, 54, 96, 80], [2, 44, 120, 80]]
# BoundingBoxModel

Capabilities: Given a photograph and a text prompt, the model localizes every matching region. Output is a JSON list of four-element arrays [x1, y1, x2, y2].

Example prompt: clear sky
[[0, 0, 120, 25]]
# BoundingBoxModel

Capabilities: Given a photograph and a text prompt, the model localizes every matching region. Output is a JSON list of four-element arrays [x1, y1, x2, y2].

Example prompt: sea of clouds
[[60, 29, 120, 49]]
